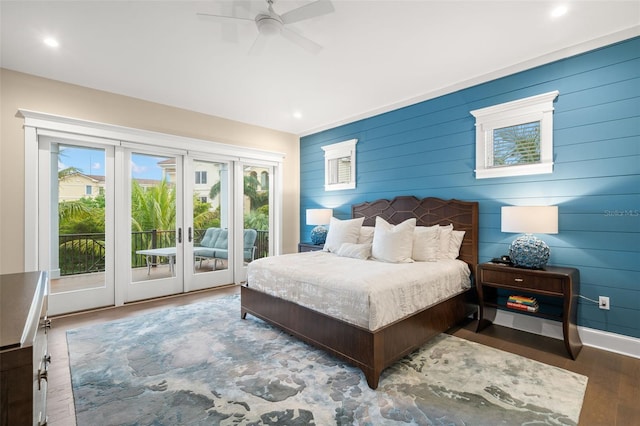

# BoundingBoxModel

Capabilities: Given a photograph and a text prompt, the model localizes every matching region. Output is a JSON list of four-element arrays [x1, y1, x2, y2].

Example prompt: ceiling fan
[[197, 0, 334, 55]]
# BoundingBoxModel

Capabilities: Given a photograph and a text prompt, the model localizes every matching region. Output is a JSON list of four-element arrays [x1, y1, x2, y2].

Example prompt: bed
[[241, 196, 479, 389]]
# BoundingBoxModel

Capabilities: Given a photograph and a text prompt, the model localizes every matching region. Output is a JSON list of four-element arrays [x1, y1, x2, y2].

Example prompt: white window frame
[[471, 90, 559, 179], [321, 139, 357, 191]]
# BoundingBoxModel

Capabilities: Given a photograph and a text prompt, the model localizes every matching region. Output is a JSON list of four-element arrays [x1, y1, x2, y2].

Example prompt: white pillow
[[412, 225, 440, 262], [437, 224, 454, 260], [336, 242, 372, 260], [323, 217, 365, 253], [447, 230, 466, 259], [358, 226, 375, 245], [371, 217, 416, 263]]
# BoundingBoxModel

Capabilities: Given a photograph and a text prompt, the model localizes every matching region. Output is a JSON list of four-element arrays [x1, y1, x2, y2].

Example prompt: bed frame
[[241, 196, 479, 389]]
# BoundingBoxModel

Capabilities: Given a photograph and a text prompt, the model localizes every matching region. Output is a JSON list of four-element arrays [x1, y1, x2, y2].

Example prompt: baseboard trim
[[493, 310, 640, 359]]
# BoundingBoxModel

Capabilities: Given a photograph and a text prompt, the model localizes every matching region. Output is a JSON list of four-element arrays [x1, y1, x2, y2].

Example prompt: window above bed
[[321, 139, 357, 191], [471, 91, 559, 179]]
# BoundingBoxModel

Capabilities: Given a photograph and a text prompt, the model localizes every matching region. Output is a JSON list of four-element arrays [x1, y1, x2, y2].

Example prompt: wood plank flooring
[[46, 285, 639, 426]]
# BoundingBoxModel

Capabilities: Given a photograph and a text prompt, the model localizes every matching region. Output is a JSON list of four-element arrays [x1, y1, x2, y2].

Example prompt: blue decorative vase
[[509, 234, 550, 269], [310, 225, 328, 245]]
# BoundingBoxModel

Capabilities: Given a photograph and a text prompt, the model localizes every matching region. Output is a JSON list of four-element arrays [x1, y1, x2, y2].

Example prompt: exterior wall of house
[[300, 37, 640, 339], [0, 69, 300, 274], [59, 174, 104, 201]]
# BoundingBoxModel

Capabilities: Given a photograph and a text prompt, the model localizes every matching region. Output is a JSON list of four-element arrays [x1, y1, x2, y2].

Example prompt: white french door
[[123, 148, 185, 302], [185, 157, 234, 292], [41, 136, 116, 316], [235, 161, 274, 284]]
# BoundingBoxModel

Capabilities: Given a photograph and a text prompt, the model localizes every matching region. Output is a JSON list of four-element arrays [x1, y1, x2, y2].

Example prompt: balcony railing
[[58, 229, 269, 276]]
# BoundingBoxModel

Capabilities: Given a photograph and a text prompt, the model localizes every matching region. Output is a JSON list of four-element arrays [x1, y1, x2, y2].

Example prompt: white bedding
[[246, 251, 471, 331]]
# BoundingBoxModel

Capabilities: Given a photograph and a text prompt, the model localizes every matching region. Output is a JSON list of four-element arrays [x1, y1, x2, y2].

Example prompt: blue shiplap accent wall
[[300, 37, 640, 339]]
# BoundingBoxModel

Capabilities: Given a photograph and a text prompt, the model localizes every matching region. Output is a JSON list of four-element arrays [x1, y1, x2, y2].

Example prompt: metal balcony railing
[[58, 229, 269, 276]]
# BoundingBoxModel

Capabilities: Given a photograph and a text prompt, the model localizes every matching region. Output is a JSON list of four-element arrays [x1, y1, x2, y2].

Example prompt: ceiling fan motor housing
[[255, 14, 283, 36]]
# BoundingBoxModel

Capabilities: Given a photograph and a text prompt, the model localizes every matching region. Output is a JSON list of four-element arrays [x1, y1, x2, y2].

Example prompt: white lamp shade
[[306, 209, 333, 226], [501, 206, 558, 234]]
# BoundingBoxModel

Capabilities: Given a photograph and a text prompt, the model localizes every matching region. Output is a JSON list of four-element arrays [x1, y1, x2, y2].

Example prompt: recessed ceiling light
[[292, 111, 302, 119], [551, 5, 568, 18], [43, 37, 59, 48]]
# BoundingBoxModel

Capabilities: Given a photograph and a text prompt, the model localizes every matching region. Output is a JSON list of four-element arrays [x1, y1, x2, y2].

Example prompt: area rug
[[67, 295, 587, 425]]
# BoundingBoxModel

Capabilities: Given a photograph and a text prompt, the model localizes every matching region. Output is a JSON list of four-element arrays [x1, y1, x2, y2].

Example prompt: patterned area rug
[[67, 295, 587, 425]]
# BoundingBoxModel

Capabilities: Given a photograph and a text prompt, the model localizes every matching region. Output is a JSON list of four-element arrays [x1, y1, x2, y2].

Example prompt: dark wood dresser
[[0, 271, 50, 426]]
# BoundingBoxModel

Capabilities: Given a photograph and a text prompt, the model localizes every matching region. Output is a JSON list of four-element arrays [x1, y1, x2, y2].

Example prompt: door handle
[[188, 227, 193, 243], [178, 228, 182, 244]]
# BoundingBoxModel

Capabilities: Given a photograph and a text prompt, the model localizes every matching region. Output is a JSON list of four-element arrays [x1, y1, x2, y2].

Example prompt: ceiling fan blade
[[196, 12, 255, 23], [280, 0, 334, 25], [280, 27, 322, 55], [248, 33, 268, 55]]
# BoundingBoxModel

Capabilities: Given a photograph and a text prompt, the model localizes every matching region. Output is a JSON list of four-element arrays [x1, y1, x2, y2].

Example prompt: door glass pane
[[51, 144, 106, 294], [243, 165, 270, 262], [131, 153, 177, 282], [193, 160, 229, 274]]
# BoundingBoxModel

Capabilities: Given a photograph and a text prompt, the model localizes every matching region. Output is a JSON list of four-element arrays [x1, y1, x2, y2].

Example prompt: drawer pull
[[514, 278, 524, 282], [37, 369, 48, 390], [41, 317, 51, 331]]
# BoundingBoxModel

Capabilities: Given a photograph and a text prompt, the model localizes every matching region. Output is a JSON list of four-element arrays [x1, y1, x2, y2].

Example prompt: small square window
[[85, 185, 92, 195], [321, 139, 357, 191], [471, 91, 558, 179]]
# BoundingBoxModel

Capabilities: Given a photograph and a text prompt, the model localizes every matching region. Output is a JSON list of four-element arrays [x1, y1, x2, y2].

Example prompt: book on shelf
[[506, 301, 539, 312], [508, 295, 538, 307]]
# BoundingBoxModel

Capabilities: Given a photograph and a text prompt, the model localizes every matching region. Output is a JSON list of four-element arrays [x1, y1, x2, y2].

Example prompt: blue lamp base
[[509, 234, 550, 269], [310, 225, 328, 245]]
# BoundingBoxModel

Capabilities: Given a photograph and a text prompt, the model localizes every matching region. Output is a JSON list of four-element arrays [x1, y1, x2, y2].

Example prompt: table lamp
[[501, 206, 558, 269], [306, 208, 333, 245]]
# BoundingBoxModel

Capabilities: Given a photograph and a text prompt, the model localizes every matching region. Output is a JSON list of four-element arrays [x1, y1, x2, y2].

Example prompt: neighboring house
[[58, 173, 104, 202], [58, 173, 162, 202], [156, 157, 270, 212]]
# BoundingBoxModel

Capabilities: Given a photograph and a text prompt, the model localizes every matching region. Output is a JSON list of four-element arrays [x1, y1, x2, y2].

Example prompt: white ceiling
[[2, 1, 639, 136]]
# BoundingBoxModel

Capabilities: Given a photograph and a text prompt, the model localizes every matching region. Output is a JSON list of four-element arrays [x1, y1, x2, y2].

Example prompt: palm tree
[[209, 174, 268, 212], [131, 179, 176, 249]]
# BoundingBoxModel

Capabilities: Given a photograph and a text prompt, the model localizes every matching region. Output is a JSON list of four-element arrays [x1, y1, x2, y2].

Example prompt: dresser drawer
[[481, 269, 564, 295]]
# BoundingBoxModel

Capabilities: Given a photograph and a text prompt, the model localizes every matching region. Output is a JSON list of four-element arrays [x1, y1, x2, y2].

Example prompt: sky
[[58, 145, 168, 180]]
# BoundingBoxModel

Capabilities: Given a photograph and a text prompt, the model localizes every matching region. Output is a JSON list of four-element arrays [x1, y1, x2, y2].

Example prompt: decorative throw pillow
[[437, 224, 454, 259], [447, 230, 466, 259], [371, 217, 416, 263], [412, 224, 440, 262], [336, 242, 372, 260], [358, 226, 375, 245], [323, 217, 365, 253]]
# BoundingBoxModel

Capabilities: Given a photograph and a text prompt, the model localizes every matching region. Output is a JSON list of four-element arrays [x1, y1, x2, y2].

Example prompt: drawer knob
[[514, 278, 524, 282]]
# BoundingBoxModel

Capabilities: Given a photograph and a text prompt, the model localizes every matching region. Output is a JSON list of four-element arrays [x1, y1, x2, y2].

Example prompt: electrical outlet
[[599, 296, 610, 310]]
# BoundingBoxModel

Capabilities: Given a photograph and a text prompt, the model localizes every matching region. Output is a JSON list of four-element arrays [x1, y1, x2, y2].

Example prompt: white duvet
[[246, 251, 471, 331]]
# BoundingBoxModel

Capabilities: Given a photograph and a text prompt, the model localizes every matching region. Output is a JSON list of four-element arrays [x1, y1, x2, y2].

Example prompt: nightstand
[[298, 242, 324, 252], [475, 262, 582, 360]]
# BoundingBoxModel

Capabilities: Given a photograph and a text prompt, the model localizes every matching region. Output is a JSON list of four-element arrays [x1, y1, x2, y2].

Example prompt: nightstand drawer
[[481, 269, 564, 294]]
